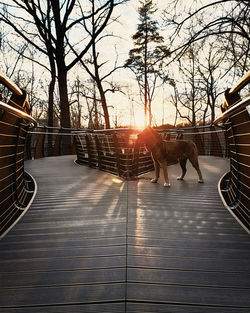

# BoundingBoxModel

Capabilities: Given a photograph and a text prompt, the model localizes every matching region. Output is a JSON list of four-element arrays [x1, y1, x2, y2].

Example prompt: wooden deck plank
[[126, 156, 250, 311], [127, 283, 250, 307], [127, 268, 250, 288], [128, 255, 250, 273], [0, 155, 249, 312], [128, 236, 250, 250], [0, 268, 126, 288], [0, 255, 125, 273], [126, 303, 250, 313], [0, 283, 126, 307], [128, 245, 250, 259], [1, 303, 124, 313]]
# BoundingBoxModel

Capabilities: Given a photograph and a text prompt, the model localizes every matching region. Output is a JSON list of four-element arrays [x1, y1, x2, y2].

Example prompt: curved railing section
[[25, 126, 77, 159], [214, 72, 250, 233], [0, 71, 37, 238], [74, 129, 151, 179], [74, 125, 227, 180]]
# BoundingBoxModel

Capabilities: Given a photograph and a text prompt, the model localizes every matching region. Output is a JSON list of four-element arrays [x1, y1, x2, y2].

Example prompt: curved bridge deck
[[0, 155, 249, 312]]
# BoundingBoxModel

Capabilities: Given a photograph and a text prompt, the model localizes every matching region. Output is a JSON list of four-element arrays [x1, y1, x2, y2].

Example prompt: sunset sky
[[1, 0, 236, 128], [94, 0, 179, 127], [95, 0, 224, 128]]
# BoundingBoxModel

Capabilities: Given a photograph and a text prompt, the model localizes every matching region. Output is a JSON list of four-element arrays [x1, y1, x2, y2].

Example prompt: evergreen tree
[[125, 0, 170, 126]]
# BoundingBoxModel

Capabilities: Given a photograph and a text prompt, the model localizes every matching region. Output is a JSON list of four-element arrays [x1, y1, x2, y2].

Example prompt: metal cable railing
[[0, 72, 37, 238], [26, 122, 228, 164], [74, 126, 227, 180], [214, 71, 250, 233], [26, 126, 76, 159]]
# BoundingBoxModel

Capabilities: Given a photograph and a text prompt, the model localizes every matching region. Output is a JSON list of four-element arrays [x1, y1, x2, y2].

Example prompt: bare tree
[[163, 0, 250, 73], [173, 45, 204, 126], [0, 29, 27, 84], [197, 42, 226, 123], [125, 0, 171, 127], [69, 77, 104, 129], [71, 0, 127, 129], [69, 76, 83, 129], [0, 0, 119, 132]]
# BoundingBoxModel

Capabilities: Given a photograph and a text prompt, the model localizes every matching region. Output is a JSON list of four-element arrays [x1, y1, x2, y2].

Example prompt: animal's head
[[135, 127, 163, 151]]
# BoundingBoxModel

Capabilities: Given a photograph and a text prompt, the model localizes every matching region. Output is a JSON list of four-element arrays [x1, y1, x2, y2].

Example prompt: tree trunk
[[148, 98, 152, 127], [57, 71, 70, 128], [47, 78, 55, 155], [93, 86, 99, 129], [144, 28, 148, 127], [144, 76, 148, 127], [91, 27, 110, 129], [48, 79, 55, 129], [58, 70, 71, 154], [144, 59, 148, 127], [99, 86, 110, 129], [46, 52, 56, 155]]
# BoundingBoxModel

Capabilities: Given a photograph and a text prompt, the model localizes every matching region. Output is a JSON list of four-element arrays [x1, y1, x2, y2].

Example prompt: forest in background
[[0, 0, 249, 129]]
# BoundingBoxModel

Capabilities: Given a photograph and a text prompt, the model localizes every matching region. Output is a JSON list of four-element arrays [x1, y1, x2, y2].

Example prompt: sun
[[132, 110, 146, 128]]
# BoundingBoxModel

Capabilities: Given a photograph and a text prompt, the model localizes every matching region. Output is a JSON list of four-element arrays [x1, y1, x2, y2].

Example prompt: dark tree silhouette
[[70, 0, 126, 129], [125, 0, 170, 127], [163, 0, 250, 71], [0, 0, 120, 133]]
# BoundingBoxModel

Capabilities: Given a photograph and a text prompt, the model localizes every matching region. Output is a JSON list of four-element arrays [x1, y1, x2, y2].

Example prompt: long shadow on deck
[[0, 155, 249, 313]]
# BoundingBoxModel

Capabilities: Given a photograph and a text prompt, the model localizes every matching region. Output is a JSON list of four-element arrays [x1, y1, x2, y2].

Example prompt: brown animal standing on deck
[[136, 127, 203, 187]]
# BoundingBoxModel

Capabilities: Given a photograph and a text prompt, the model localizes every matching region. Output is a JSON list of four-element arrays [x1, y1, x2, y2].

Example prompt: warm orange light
[[132, 111, 145, 128], [112, 178, 123, 184]]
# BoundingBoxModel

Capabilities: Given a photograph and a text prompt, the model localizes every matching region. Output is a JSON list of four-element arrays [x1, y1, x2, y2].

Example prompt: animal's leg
[[188, 156, 204, 183], [161, 162, 170, 187], [151, 160, 160, 183], [177, 158, 187, 180]]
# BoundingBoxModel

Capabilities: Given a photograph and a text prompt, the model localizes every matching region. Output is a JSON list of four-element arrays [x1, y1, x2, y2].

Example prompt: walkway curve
[[0, 155, 249, 312]]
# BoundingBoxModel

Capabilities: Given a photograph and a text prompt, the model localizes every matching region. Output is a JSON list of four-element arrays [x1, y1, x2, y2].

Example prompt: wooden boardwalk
[[0, 155, 249, 312]]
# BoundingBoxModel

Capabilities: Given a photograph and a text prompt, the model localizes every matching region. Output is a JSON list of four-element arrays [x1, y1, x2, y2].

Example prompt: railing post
[[176, 132, 183, 139], [132, 141, 140, 178], [9, 89, 31, 113], [25, 132, 32, 160], [47, 126, 53, 156], [85, 134, 93, 167], [165, 132, 171, 140], [94, 135, 103, 171], [125, 132, 135, 180], [210, 125, 223, 157], [194, 128, 205, 155], [34, 127, 46, 159], [113, 134, 122, 177], [12, 119, 23, 208], [52, 129, 63, 156]]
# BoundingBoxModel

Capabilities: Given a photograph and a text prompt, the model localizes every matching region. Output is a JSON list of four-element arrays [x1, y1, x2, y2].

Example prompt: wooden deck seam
[[125, 299, 250, 309]]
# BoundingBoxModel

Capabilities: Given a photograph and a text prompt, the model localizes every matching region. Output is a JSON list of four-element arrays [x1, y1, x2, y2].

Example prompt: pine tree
[[125, 0, 170, 126]]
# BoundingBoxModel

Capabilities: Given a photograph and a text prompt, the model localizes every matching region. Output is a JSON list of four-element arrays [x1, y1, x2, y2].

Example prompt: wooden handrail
[[0, 82, 37, 236], [214, 95, 250, 125], [229, 71, 250, 95], [215, 72, 250, 233], [0, 71, 23, 96], [221, 71, 250, 109], [0, 101, 37, 128]]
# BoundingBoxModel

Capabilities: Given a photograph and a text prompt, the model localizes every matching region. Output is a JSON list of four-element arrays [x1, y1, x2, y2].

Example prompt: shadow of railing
[[0, 72, 37, 237], [214, 71, 250, 233]]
